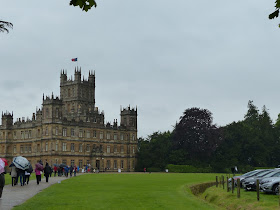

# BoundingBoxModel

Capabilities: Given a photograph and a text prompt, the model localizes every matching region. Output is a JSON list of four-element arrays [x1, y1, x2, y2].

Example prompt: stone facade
[[0, 68, 138, 172]]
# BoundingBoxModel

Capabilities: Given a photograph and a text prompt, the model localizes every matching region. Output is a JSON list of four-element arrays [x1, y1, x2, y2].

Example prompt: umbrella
[[0, 159, 5, 174], [13, 156, 30, 170], [0, 158, 8, 166], [9, 163, 15, 167], [59, 163, 67, 168], [53, 163, 59, 167], [35, 163, 43, 171]]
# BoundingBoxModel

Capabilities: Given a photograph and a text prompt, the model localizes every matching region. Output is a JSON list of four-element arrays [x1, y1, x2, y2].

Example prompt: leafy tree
[[0, 20, 13, 33], [70, 0, 97, 12], [136, 132, 172, 171], [172, 108, 222, 164], [269, 1, 280, 27]]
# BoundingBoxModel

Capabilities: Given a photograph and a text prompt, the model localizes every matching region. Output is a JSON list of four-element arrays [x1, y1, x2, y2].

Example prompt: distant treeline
[[136, 100, 280, 173]]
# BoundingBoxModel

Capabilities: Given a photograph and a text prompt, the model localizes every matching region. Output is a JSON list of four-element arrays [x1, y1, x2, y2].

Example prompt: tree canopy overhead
[[0, 20, 13, 33], [269, 1, 280, 26], [70, 0, 97, 12]]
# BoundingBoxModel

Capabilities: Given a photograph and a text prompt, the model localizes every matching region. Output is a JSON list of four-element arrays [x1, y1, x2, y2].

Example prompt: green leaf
[[269, 9, 279, 19]]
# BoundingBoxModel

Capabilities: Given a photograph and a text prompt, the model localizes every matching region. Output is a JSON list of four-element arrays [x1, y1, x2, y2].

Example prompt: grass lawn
[[201, 183, 280, 209], [13, 173, 220, 210]]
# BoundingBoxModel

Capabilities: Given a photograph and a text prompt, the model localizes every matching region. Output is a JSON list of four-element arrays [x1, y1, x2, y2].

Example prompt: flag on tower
[[71, 58, 78, 62]]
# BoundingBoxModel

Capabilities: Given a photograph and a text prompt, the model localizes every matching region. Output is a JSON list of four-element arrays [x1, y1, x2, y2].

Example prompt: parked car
[[243, 169, 280, 191], [228, 169, 270, 186], [260, 176, 280, 194]]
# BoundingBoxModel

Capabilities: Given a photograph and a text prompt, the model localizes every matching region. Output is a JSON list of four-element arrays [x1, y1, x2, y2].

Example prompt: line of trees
[[136, 101, 280, 173]]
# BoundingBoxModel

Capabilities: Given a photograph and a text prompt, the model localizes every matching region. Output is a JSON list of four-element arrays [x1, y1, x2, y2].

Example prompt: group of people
[[53, 165, 78, 177]]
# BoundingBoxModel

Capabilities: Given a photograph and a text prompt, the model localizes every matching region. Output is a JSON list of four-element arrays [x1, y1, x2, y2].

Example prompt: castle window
[[120, 133, 124, 141], [45, 142, 48, 152], [132, 146, 135, 154], [63, 128, 67, 136], [114, 160, 117, 169], [13, 146, 16, 153], [132, 160, 135, 169], [71, 128, 75, 137], [56, 108, 59, 118], [20, 146, 23, 153], [21, 131, 24, 139], [68, 88, 71, 97], [71, 143, 75, 152], [107, 146, 110, 153], [45, 127, 48, 136], [29, 146, 31, 153], [25, 131, 28, 139], [25, 146, 28, 153], [28, 130, 32, 138], [79, 144, 83, 152], [62, 159, 67, 165], [79, 160, 83, 168], [121, 160, 124, 169], [93, 130, 96, 138], [106, 160, 110, 169], [106, 132, 110, 140], [13, 131, 17, 139], [55, 127, 58, 135], [100, 132, 103, 139], [121, 146, 124, 153], [100, 145, 103, 152], [86, 144, 90, 152], [114, 133, 118, 140], [62, 143, 67, 151], [114, 145, 117, 153], [93, 118, 97, 123], [55, 143, 58, 151], [71, 160, 75, 166], [86, 131, 90, 138], [132, 134, 135, 141], [79, 130, 83, 138]]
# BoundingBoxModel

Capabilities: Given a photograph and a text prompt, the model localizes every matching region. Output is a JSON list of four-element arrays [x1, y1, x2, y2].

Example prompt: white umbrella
[[0, 159, 5, 174], [12, 156, 29, 170]]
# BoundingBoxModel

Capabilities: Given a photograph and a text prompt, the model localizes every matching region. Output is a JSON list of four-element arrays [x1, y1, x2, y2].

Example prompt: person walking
[[74, 165, 77, 177], [17, 169, 25, 186], [0, 168, 5, 198], [10, 165, 17, 186], [54, 165, 57, 177], [44, 163, 52, 183], [69, 165, 73, 178], [35, 161, 43, 185], [25, 171, 30, 185]]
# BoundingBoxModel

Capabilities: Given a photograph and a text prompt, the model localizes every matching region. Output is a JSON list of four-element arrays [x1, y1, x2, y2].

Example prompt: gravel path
[[0, 175, 70, 210]]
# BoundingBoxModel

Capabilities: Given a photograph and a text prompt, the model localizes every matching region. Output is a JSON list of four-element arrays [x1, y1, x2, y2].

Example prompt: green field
[[13, 173, 219, 210], [202, 183, 280, 209]]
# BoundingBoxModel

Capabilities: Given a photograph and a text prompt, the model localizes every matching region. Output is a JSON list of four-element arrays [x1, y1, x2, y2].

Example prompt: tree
[[0, 20, 13, 33], [269, 1, 280, 27], [70, 0, 97, 12], [172, 108, 222, 164]]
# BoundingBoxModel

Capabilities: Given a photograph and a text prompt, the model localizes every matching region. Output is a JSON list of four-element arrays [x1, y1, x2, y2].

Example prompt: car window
[[253, 170, 270, 176], [272, 172, 280, 177], [261, 171, 275, 177]]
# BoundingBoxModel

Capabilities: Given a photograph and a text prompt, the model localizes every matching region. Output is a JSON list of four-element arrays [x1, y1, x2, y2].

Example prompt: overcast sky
[[1, 0, 280, 138]]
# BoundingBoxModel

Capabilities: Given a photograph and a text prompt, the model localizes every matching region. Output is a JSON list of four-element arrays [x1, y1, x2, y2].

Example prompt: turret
[[120, 106, 137, 130], [74, 67, 81, 83], [60, 69, 67, 84], [1, 111, 13, 129]]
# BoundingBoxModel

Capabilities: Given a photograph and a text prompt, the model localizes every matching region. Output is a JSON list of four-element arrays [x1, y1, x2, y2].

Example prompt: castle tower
[[60, 68, 96, 120], [120, 106, 137, 130], [1, 111, 13, 129]]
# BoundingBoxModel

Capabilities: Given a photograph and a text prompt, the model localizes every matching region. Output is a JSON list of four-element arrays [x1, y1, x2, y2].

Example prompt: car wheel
[[272, 184, 279, 195]]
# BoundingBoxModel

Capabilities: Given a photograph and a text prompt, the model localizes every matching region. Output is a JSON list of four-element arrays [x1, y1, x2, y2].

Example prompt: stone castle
[[0, 68, 138, 171]]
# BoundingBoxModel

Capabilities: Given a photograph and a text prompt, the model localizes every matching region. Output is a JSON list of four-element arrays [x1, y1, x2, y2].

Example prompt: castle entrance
[[96, 160, 100, 170]]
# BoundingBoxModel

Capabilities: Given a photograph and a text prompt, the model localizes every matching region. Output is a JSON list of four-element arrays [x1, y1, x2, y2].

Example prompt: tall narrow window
[[107, 146, 110, 153], [62, 143, 67, 151], [114, 133, 117, 140], [93, 130, 97, 138], [63, 128, 67, 136], [121, 160, 124, 169], [79, 144, 83, 152], [45, 142, 48, 152], [71, 128, 75, 137], [100, 132, 103, 139], [120, 133, 124, 141], [55, 142, 58, 151], [106, 132, 110, 140], [55, 127, 58, 135], [114, 160, 117, 169], [79, 129, 83, 137], [71, 143, 75, 152]]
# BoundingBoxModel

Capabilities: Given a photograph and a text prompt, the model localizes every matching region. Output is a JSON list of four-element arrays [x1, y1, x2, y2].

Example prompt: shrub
[[166, 164, 212, 173]]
